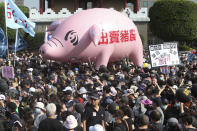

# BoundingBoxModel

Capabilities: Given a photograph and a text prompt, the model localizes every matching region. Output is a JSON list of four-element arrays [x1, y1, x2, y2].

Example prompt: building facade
[[14, 0, 155, 13]]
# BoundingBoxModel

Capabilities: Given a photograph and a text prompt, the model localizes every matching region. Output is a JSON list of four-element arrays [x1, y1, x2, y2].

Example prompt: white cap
[[89, 124, 104, 131], [27, 68, 33, 72], [29, 87, 36, 93], [77, 87, 87, 94], [63, 86, 72, 92], [0, 94, 5, 101], [64, 115, 78, 129], [34, 102, 46, 111]]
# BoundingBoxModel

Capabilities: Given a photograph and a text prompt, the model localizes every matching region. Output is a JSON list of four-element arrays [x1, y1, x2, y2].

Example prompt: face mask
[[175, 103, 180, 107], [83, 94, 87, 99], [160, 77, 164, 81], [34, 108, 41, 117], [161, 105, 168, 110]]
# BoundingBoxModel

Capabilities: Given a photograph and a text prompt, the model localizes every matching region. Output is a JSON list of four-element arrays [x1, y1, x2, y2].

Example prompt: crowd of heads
[[0, 51, 196, 131]]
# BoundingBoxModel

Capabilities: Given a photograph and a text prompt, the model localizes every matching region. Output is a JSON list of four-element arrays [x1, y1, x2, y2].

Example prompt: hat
[[168, 117, 178, 127], [7, 102, 17, 111], [172, 85, 178, 89], [176, 88, 191, 103], [168, 117, 178, 123], [63, 86, 72, 92], [141, 99, 152, 105], [109, 87, 117, 97], [108, 102, 119, 114], [27, 68, 33, 72], [130, 86, 138, 92], [191, 83, 197, 98], [64, 115, 78, 129], [89, 93, 100, 100], [0, 94, 5, 101], [29, 87, 36, 93], [34, 102, 46, 111], [77, 87, 87, 94], [89, 124, 104, 131]]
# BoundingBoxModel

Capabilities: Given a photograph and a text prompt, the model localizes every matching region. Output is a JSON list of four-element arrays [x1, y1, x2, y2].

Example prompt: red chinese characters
[[98, 29, 136, 45], [6, 2, 29, 28], [120, 30, 129, 42], [7, 3, 12, 19], [98, 32, 108, 45], [130, 29, 136, 41]]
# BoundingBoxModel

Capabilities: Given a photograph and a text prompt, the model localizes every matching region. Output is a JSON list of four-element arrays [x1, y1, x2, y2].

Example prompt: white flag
[[4, 0, 36, 37]]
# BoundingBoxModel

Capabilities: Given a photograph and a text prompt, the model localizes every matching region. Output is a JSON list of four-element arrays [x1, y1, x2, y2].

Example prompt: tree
[[149, 0, 197, 42]]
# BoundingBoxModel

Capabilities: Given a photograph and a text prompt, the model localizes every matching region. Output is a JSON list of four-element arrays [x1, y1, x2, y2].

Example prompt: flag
[[4, 0, 36, 37], [11, 31, 27, 52], [44, 27, 52, 43], [0, 28, 8, 58], [187, 52, 195, 62]]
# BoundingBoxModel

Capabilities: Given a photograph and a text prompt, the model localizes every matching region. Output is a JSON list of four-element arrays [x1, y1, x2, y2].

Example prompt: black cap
[[108, 102, 119, 115], [191, 83, 197, 98], [89, 92, 100, 100], [176, 88, 191, 103]]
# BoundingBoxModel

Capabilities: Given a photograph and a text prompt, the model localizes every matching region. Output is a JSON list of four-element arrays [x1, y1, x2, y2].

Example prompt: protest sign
[[2, 66, 14, 79], [149, 42, 180, 67]]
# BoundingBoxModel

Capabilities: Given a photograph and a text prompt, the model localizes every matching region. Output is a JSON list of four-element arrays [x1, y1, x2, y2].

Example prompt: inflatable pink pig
[[40, 8, 143, 69]]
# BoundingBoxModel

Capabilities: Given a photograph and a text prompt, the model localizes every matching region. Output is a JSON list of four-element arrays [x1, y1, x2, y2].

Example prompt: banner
[[4, 0, 36, 37], [149, 42, 180, 67], [11, 31, 27, 52], [0, 27, 8, 58], [2, 66, 14, 79]]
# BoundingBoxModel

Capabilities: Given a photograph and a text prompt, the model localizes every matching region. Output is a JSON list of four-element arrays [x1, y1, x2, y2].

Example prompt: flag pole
[[4, 0, 10, 64], [14, 29, 18, 67]]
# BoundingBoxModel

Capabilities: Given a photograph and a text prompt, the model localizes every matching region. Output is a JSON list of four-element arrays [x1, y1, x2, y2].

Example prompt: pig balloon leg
[[95, 52, 111, 70], [129, 52, 143, 67]]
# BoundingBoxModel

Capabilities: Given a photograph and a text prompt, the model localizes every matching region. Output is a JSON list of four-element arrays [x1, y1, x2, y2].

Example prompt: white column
[[45, 0, 48, 10]]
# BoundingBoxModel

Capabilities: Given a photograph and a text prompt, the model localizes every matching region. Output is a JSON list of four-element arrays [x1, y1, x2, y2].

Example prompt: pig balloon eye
[[65, 30, 79, 46]]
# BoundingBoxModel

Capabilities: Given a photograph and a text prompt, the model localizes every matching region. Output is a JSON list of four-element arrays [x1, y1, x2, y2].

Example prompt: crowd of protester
[[0, 50, 196, 131]]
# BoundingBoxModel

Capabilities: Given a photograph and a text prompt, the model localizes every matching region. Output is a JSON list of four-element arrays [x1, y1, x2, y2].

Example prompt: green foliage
[[179, 44, 191, 51], [149, 0, 197, 42], [25, 32, 45, 50], [0, 2, 29, 43]]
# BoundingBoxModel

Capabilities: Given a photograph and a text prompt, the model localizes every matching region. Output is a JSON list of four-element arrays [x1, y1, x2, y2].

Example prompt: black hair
[[121, 105, 133, 118], [113, 110, 124, 119], [135, 114, 149, 127], [182, 113, 193, 125], [150, 110, 162, 122], [103, 86, 111, 93]]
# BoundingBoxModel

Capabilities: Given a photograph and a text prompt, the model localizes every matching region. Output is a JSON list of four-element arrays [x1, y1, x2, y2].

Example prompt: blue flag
[[0, 28, 8, 58], [11, 31, 27, 52]]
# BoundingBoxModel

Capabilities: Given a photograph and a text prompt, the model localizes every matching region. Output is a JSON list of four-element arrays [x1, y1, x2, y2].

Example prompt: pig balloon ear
[[47, 19, 65, 31], [89, 24, 101, 46]]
